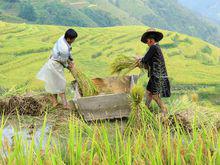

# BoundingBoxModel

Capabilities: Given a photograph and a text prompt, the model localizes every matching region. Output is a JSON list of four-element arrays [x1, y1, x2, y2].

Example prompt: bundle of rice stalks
[[111, 55, 139, 76], [125, 85, 158, 133], [130, 85, 145, 107], [70, 67, 99, 97]]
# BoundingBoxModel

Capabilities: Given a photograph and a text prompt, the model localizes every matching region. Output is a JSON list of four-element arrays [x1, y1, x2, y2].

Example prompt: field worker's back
[[51, 35, 72, 67]]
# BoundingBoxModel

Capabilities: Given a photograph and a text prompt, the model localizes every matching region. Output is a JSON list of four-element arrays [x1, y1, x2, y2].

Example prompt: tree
[[3, 0, 19, 2], [18, 2, 37, 21]]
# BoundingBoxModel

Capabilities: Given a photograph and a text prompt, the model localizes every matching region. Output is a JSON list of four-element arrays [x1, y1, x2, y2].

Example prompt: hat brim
[[141, 31, 163, 43]]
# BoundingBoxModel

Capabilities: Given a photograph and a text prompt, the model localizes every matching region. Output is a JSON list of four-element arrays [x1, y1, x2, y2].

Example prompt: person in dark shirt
[[138, 29, 171, 114]]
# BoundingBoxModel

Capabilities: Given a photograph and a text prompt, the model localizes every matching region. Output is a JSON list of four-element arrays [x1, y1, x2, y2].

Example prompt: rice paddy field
[[0, 21, 220, 164]]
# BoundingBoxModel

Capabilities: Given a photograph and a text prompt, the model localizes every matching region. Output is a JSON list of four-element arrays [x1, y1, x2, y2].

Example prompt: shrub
[[18, 2, 37, 21], [201, 45, 212, 54]]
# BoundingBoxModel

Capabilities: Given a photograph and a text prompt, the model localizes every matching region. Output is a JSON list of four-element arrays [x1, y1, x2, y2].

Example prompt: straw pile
[[168, 108, 220, 132], [168, 110, 193, 132], [0, 100, 8, 114], [0, 95, 50, 116], [70, 67, 99, 97], [8, 96, 43, 115], [111, 55, 139, 76]]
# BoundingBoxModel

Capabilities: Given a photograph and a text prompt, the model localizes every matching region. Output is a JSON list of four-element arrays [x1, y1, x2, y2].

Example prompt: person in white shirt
[[37, 29, 77, 109]]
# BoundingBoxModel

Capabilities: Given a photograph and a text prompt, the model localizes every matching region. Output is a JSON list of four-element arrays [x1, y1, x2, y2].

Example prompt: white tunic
[[37, 36, 73, 94], [51, 35, 73, 67]]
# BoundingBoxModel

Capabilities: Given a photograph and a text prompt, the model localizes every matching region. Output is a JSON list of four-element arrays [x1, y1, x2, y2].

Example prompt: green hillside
[[0, 0, 220, 46], [0, 21, 219, 108]]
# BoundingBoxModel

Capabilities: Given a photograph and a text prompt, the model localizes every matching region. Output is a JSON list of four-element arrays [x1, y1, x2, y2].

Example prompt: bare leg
[[59, 93, 71, 109], [152, 94, 167, 113], [145, 90, 153, 110], [51, 94, 58, 107]]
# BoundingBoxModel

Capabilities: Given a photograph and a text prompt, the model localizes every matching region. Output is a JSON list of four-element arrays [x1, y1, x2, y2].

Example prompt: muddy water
[[0, 108, 72, 150], [2, 124, 52, 148]]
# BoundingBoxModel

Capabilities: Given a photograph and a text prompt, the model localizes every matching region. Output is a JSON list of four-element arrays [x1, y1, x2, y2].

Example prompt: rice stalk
[[126, 85, 159, 133], [70, 67, 99, 97], [110, 55, 139, 76], [126, 85, 145, 131]]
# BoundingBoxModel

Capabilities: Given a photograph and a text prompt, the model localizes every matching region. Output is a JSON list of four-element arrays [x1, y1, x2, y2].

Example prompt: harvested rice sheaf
[[70, 67, 99, 97], [111, 55, 139, 76], [130, 85, 145, 106], [126, 85, 159, 132], [126, 85, 145, 130]]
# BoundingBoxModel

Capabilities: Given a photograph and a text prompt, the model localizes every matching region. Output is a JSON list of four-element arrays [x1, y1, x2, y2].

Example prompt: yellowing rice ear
[[130, 85, 145, 106], [111, 55, 139, 76], [70, 67, 99, 97]]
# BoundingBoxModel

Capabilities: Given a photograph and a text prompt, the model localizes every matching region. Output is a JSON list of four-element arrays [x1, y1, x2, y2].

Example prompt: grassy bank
[[0, 90, 220, 164]]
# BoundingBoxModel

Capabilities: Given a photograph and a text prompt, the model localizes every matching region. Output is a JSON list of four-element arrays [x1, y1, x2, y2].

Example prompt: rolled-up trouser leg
[[146, 90, 153, 110], [152, 94, 167, 113]]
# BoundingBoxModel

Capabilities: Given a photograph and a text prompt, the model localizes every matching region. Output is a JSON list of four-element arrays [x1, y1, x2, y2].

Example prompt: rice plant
[[125, 85, 158, 133], [0, 109, 219, 164], [110, 55, 139, 76], [70, 67, 99, 97]]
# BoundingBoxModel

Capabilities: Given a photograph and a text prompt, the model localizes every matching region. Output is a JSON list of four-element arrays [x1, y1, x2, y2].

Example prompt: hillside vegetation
[[0, 21, 219, 88], [0, 0, 220, 46], [0, 22, 220, 164]]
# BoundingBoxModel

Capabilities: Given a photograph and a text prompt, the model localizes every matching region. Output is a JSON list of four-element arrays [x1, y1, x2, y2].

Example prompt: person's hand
[[68, 61, 75, 70], [135, 56, 142, 61], [135, 57, 142, 68]]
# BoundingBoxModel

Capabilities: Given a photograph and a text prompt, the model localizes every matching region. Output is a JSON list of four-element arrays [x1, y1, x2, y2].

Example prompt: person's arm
[[69, 53, 73, 62], [67, 59, 75, 70], [56, 52, 69, 68], [68, 50, 74, 70], [141, 45, 156, 64], [57, 43, 71, 68]]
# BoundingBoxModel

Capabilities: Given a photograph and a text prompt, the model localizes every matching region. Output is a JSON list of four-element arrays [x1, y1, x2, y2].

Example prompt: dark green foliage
[[181, 38, 192, 44], [196, 53, 215, 65], [3, 0, 19, 2], [160, 43, 178, 49], [18, 2, 36, 21], [171, 34, 180, 42], [183, 51, 216, 65], [1, 0, 220, 46], [142, 0, 220, 46], [201, 45, 212, 54], [2, 0, 20, 10], [0, 12, 24, 23], [91, 52, 102, 59], [37, 2, 94, 27], [81, 8, 121, 27]]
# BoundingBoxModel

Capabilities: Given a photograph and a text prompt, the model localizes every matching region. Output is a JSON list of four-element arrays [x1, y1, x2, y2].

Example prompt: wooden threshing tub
[[72, 75, 138, 121]]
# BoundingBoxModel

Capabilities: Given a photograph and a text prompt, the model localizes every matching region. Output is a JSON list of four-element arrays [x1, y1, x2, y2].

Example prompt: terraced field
[[0, 21, 219, 108], [0, 22, 220, 164]]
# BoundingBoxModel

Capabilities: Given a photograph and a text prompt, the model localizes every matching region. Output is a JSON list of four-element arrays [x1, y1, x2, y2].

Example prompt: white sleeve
[[57, 42, 70, 65], [58, 42, 69, 57]]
